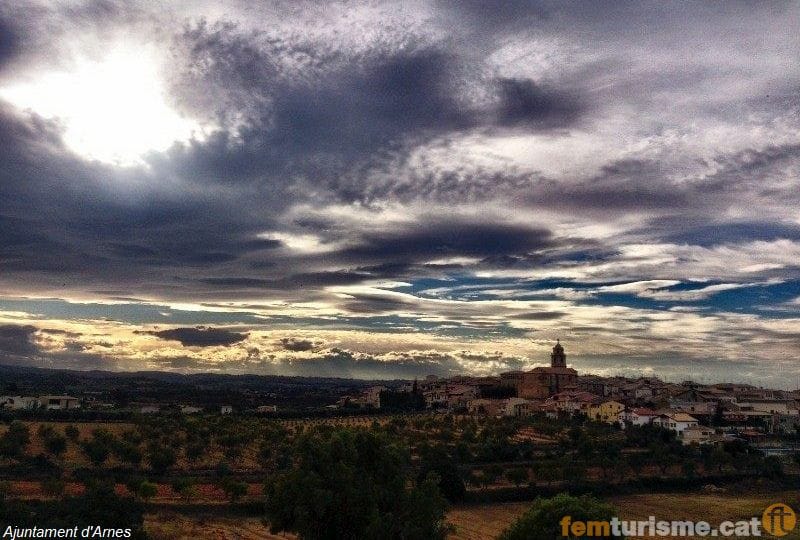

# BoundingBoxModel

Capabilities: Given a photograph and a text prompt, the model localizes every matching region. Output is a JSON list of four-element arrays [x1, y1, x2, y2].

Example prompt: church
[[516, 341, 578, 399]]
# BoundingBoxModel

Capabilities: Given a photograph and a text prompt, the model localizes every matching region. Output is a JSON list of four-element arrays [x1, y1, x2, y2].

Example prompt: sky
[[0, 1, 799, 387]]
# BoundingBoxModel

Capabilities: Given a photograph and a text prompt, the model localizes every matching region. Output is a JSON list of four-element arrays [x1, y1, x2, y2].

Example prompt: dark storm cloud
[[0, 325, 39, 356], [338, 221, 555, 263], [163, 20, 593, 201], [446, 0, 549, 30], [269, 49, 473, 152], [526, 159, 689, 214], [0, 15, 20, 71], [340, 293, 420, 315], [701, 143, 800, 198], [38, 328, 82, 338], [279, 337, 319, 352], [662, 221, 800, 247], [163, 22, 477, 187], [200, 271, 371, 290], [494, 78, 583, 128], [143, 327, 248, 347], [508, 311, 567, 320], [520, 144, 800, 221], [279, 348, 459, 379]]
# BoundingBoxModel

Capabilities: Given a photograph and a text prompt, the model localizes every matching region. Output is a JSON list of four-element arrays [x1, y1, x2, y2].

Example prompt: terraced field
[[143, 491, 800, 539], [447, 502, 530, 540], [145, 513, 295, 540]]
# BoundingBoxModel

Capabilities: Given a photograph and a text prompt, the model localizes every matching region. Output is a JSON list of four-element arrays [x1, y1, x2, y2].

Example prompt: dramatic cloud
[[279, 337, 322, 352], [144, 327, 249, 347], [0, 324, 39, 356], [0, 1, 798, 386]]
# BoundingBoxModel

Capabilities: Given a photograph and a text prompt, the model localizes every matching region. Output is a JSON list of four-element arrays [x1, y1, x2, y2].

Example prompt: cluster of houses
[[342, 342, 800, 444], [137, 404, 267, 415], [0, 395, 277, 416], [0, 395, 81, 410]]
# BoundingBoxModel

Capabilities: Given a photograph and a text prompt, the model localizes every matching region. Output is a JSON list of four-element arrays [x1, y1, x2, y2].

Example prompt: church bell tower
[[550, 340, 566, 368]]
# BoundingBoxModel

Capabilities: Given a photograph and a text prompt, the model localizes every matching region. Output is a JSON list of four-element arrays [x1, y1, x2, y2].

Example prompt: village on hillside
[[337, 342, 800, 448]]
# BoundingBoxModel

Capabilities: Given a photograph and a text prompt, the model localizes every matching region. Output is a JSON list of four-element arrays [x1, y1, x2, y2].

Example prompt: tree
[[171, 477, 197, 503], [80, 438, 110, 467], [64, 425, 80, 441], [505, 467, 529, 487], [597, 443, 621, 480], [0, 421, 30, 458], [482, 463, 504, 485], [137, 481, 158, 502], [536, 463, 560, 487], [114, 441, 143, 466], [417, 444, 466, 502], [44, 434, 67, 458], [219, 477, 248, 502], [147, 444, 176, 475], [41, 478, 66, 498], [265, 427, 449, 540], [499, 493, 622, 540], [65, 481, 148, 539], [681, 460, 697, 479], [125, 476, 144, 499], [626, 452, 647, 479], [708, 445, 732, 474], [0, 480, 13, 499], [760, 455, 784, 479], [561, 460, 587, 487], [649, 443, 677, 475]]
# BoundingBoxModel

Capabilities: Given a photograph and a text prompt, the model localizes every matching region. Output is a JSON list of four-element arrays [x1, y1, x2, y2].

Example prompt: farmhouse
[[39, 395, 81, 410]]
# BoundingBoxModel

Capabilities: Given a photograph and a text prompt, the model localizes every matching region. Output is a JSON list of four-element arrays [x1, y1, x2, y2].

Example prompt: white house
[[0, 396, 39, 410], [680, 425, 716, 445], [619, 407, 659, 427], [504, 398, 534, 417], [653, 412, 698, 434], [180, 405, 202, 414], [735, 399, 798, 415], [39, 396, 81, 410], [256, 405, 277, 413]]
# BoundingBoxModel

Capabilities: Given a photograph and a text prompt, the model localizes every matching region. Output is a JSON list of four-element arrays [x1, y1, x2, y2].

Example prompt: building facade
[[517, 341, 578, 399]]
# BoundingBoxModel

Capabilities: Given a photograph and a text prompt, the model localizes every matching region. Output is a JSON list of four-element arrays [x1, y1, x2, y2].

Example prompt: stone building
[[516, 341, 578, 400]]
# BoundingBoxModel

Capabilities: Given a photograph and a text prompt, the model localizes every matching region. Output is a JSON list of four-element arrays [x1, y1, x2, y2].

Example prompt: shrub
[[499, 493, 622, 540]]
